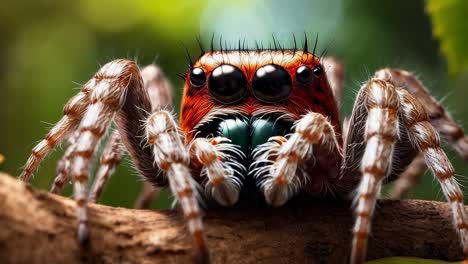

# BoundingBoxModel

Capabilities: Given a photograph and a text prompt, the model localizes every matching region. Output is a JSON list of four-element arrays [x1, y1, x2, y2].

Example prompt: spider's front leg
[[133, 64, 175, 208], [146, 110, 209, 262], [347, 80, 400, 263]]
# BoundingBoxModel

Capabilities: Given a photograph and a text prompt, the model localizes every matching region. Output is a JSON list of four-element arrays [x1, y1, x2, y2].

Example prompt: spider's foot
[[195, 251, 211, 264], [78, 223, 90, 247], [193, 229, 211, 264], [205, 179, 240, 206], [191, 137, 245, 207], [263, 178, 294, 207]]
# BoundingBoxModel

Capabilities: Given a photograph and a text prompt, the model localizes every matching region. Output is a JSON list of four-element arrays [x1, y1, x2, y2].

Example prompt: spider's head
[[181, 50, 340, 144]]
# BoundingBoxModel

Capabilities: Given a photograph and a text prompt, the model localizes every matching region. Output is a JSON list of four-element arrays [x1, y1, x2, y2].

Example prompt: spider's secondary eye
[[296, 65, 313, 84], [312, 66, 322, 78], [209, 65, 247, 104], [190, 67, 206, 87], [252, 64, 292, 103]]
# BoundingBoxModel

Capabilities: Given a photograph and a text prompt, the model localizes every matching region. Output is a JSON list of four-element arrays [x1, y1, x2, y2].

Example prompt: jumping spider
[[19, 38, 468, 263]]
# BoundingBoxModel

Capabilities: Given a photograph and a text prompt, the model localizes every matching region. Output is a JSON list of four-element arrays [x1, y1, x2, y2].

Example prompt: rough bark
[[0, 172, 463, 264]]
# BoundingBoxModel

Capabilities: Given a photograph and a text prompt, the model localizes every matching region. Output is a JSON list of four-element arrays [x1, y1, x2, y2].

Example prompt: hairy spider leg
[[349, 79, 400, 264], [20, 60, 210, 262], [348, 78, 468, 264], [88, 64, 174, 204], [375, 69, 468, 199], [88, 130, 122, 203]]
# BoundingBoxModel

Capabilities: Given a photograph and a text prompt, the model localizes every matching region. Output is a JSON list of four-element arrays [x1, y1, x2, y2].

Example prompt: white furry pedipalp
[[252, 112, 340, 207], [190, 137, 245, 206]]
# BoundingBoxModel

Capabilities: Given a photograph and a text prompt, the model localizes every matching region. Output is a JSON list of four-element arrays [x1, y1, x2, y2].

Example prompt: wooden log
[[0, 172, 463, 263]]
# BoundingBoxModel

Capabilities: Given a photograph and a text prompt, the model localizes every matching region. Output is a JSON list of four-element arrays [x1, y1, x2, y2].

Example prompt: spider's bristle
[[177, 73, 186, 81], [292, 34, 297, 56], [312, 32, 319, 57], [210, 33, 215, 52], [303, 31, 308, 53], [219, 35, 223, 52], [272, 34, 278, 51]]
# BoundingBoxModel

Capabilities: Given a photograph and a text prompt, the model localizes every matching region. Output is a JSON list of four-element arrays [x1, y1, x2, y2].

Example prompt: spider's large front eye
[[190, 67, 206, 87], [209, 64, 247, 104], [252, 64, 292, 103]]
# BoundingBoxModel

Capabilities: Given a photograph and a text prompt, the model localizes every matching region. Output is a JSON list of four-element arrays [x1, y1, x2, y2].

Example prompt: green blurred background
[[0, 0, 467, 209]]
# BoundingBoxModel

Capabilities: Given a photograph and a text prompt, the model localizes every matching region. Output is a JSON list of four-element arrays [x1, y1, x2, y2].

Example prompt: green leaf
[[426, 0, 468, 75]]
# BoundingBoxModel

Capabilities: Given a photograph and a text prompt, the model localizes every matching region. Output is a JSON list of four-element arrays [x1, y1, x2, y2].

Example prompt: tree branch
[[0, 172, 463, 263]]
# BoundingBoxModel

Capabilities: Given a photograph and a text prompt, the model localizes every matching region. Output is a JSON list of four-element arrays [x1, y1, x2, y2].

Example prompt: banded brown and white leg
[[52, 65, 169, 200], [253, 112, 341, 206], [350, 80, 399, 264], [50, 132, 79, 194], [387, 154, 426, 199], [89, 130, 123, 203], [20, 59, 160, 247], [146, 110, 209, 263], [396, 88, 468, 261], [190, 137, 245, 206], [20, 90, 90, 182], [131, 64, 174, 208], [142, 63, 173, 111], [85, 63, 174, 205], [70, 60, 146, 244], [376, 69, 468, 199], [375, 69, 468, 160]]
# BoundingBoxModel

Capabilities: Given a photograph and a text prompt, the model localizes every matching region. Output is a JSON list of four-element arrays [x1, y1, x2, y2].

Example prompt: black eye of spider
[[190, 67, 206, 87], [208, 64, 247, 104], [296, 65, 313, 84], [312, 66, 322, 78], [252, 64, 292, 103]]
